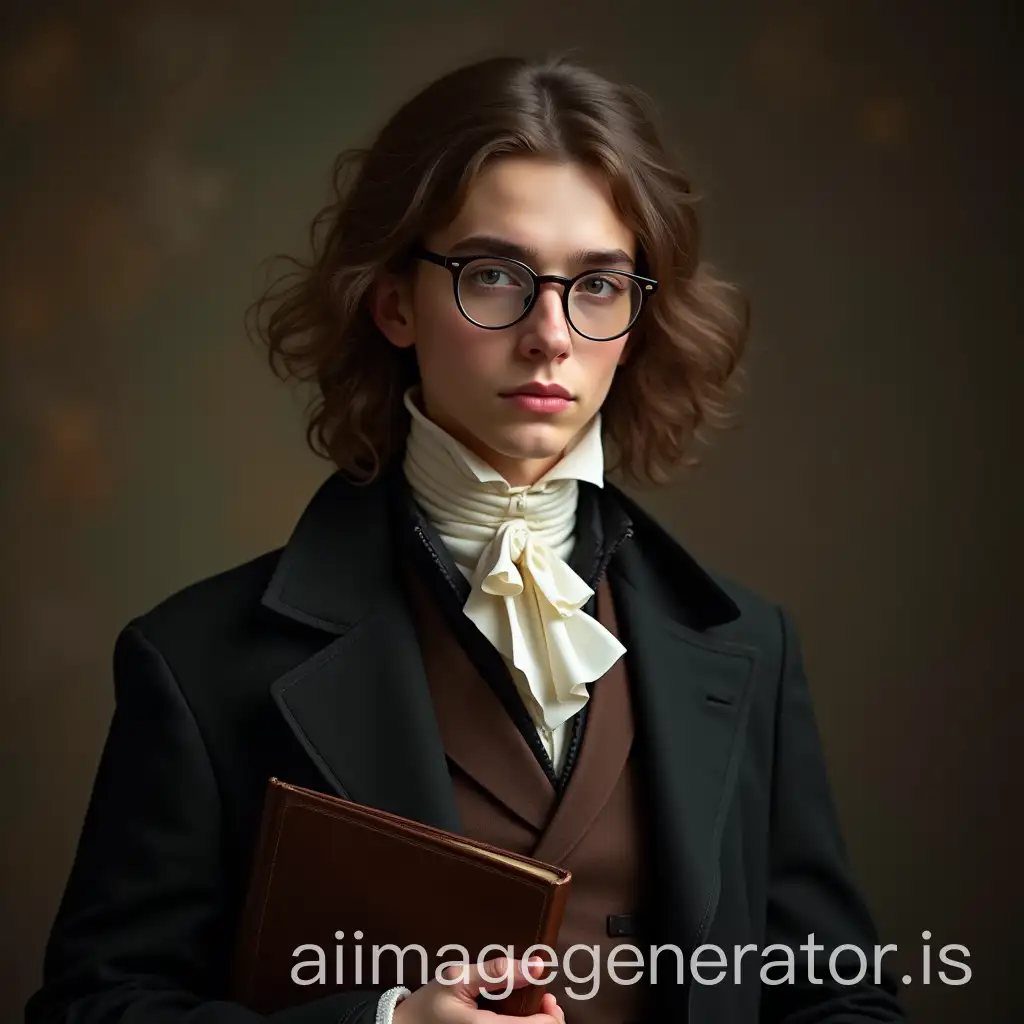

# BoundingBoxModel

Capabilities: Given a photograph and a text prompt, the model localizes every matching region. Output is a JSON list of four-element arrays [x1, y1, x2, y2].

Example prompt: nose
[[516, 283, 572, 360]]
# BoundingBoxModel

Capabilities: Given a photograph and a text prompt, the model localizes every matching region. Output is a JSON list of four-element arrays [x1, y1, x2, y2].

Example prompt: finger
[[541, 992, 565, 1023], [458, 956, 529, 998], [470, 989, 561, 1024], [517, 1008, 563, 1024]]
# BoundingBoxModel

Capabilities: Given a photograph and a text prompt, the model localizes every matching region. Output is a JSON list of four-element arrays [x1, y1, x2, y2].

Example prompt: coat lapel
[[261, 468, 462, 834], [608, 528, 758, 951]]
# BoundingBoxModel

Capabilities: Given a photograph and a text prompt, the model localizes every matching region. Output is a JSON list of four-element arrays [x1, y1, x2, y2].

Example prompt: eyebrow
[[447, 234, 635, 270]]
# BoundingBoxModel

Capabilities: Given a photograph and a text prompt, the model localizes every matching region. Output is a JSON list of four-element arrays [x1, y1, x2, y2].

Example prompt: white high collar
[[402, 385, 626, 734]]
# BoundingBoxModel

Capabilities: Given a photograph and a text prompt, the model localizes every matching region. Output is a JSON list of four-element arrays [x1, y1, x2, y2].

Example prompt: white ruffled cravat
[[401, 386, 626, 737]]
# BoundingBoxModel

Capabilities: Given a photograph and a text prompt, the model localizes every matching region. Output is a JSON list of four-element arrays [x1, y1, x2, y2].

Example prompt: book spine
[[498, 876, 572, 1017]]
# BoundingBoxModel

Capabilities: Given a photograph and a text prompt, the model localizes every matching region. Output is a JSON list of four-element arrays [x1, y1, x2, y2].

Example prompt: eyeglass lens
[[457, 258, 643, 339]]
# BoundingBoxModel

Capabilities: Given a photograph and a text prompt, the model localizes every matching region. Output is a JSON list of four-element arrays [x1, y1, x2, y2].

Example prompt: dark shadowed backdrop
[[1, 1, 1018, 1021]]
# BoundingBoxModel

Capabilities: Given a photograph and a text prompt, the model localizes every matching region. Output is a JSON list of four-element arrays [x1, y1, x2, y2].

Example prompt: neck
[[401, 384, 605, 497], [410, 389, 568, 487], [474, 450, 565, 487]]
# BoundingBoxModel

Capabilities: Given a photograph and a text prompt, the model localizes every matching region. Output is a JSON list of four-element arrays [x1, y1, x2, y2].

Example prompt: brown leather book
[[232, 778, 572, 1016]]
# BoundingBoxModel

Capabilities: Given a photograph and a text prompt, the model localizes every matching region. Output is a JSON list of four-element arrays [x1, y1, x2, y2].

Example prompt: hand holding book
[[393, 957, 566, 1024]]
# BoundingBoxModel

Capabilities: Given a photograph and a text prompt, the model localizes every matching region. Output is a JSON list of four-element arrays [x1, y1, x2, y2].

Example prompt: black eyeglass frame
[[413, 245, 659, 342]]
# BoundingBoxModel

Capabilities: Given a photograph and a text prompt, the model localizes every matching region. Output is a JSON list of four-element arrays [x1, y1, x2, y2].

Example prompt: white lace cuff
[[374, 985, 412, 1024]]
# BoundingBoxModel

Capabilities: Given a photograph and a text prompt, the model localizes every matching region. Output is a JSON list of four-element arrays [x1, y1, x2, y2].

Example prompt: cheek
[[585, 339, 628, 387], [414, 298, 494, 383]]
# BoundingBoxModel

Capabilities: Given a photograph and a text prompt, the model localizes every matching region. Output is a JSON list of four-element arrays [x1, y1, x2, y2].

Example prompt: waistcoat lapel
[[402, 564, 555, 831], [531, 575, 633, 865], [404, 557, 635, 867]]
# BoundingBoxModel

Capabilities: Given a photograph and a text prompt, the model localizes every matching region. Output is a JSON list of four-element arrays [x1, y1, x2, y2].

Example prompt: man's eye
[[475, 268, 516, 286], [581, 276, 619, 295]]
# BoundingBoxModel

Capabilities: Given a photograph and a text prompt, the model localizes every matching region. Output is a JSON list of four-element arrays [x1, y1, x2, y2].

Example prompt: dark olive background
[[1, 1, 1018, 1020]]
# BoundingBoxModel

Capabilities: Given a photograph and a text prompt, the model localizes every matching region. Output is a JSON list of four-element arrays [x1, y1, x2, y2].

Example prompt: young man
[[26, 56, 905, 1024]]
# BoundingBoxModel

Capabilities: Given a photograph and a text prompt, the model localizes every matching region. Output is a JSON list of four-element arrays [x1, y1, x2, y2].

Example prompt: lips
[[503, 383, 573, 399]]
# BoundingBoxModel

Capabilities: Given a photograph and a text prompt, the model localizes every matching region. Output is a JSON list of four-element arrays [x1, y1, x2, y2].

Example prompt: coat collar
[[261, 463, 741, 635]]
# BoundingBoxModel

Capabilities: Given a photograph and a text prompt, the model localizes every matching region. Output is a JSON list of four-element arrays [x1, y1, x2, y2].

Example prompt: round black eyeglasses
[[413, 246, 658, 342]]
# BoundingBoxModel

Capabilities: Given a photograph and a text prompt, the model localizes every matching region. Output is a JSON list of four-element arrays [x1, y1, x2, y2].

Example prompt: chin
[[489, 424, 574, 461]]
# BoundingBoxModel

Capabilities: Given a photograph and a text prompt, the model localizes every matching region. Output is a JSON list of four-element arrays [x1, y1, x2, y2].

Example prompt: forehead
[[437, 157, 635, 260]]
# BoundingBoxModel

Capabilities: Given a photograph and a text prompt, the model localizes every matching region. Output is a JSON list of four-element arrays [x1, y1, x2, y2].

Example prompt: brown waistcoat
[[403, 564, 650, 1024]]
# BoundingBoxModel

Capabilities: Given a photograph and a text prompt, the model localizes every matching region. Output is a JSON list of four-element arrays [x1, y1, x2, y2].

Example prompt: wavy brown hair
[[251, 55, 749, 486]]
